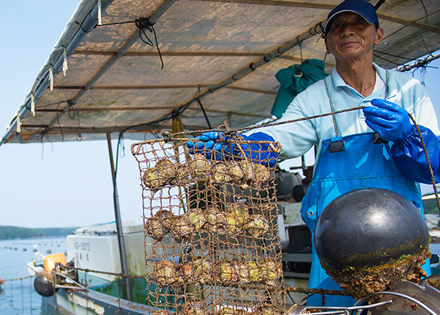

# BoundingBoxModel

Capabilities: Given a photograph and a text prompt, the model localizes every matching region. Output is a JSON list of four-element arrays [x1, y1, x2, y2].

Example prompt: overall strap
[[323, 70, 390, 152], [385, 69, 389, 100], [324, 78, 344, 152], [324, 78, 340, 138]]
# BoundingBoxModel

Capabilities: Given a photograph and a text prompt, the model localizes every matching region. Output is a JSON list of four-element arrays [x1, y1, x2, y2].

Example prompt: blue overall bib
[[300, 77, 431, 306]]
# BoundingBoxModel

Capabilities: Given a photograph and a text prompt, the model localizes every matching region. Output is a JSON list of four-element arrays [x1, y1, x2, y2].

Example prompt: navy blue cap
[[324, 0, 379, 34]]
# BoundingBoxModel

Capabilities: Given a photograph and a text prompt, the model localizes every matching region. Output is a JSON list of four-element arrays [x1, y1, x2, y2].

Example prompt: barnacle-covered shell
[[186, 208, 206, 231], [155, 260, 175, 287], [145, 218, 168, 241], [188, 154, 210, 178], [225, 212, 242, 235], [155, 210, 175, 230], [227, 203, 250, 226], [252, 163, 271, 184], [173, 261, 195, 287], [180, 299, 207, 315], [193, 257, 212, 284], [248, 261, 261, 282], [169, 163, 189, 185], [142, 167, 165, 191], [212, 162, 232, 184], [261, 258, 282, 287], [171, 215, 194, 242], [235, 261, 250, 284], [215, 260, 238, 284], [172, 265, 185, 287], [218, 306, 241, 315], [244, 215, 269, 238], [179, 261, 194, 282], [228, 161, 245, 183], [239, 159, 255, 182], [205, 206, 227, 234], [254, 304, 285, 315], [152, 311, 170, 315], [143, 159, 179, 191], [156, 159, 177, 182]]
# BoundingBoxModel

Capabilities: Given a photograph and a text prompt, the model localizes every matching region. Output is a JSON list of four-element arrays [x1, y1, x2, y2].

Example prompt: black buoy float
[[34, 275, 57, 297], [314, 188, 431, 298]]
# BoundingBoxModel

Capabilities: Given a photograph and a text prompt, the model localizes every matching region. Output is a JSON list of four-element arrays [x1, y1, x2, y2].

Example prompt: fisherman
[[187, 0, 440, 306]]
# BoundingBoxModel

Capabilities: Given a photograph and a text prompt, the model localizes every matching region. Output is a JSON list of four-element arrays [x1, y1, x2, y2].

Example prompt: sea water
[[0, 238, 438, 314], [0, 238, 66, 315]]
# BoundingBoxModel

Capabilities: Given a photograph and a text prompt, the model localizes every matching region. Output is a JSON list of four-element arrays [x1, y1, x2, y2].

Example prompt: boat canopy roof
[[2, 0, 440, 145]]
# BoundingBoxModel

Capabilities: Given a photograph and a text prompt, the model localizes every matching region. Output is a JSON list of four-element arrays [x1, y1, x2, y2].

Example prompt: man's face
[[325, 12, 383, 62]]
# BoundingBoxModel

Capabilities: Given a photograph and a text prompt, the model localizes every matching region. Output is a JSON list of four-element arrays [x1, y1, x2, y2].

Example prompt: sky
[[0, 1, 439, 228]]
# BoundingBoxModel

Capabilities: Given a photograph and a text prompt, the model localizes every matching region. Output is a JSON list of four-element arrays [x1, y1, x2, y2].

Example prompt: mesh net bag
[[131, 134, 284, 314]]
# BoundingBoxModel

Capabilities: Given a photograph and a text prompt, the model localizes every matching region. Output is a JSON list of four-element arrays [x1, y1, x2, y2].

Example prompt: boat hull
[[43, 287, 158, 315]]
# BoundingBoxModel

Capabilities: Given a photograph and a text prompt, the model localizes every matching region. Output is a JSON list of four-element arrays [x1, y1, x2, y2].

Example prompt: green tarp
[[271, 59, 329, 118]]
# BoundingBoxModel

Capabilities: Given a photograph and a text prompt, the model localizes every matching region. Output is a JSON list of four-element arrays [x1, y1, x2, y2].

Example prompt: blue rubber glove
[[391, 125, 440, 184], [240, 133, 279, 167], [186, 131, 279, 166], [363, 99, 413, 142], [186, 131, 233, 160]]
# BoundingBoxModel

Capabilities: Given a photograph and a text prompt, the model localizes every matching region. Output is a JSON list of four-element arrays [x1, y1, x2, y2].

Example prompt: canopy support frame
[[106, 132, 132, 301]]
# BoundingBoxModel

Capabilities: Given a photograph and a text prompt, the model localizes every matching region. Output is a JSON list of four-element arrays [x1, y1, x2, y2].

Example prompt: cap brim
[[324, 10, 375, 33]]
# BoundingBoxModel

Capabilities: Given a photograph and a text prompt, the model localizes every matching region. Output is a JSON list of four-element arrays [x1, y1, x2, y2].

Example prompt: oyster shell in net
[[188, 154, 210, 178], [186, 208, 206, 231], [227, 203, 250, 226], [252, 163, 271, 185], [171, 215, 195, 242], [180, 299, 207, 315], [248, 261, 262, 283], [234, 261, 250, 285], [204, 206, 227, 234], [228, 161, 245, 184], [225, 211, 243, 235], [212, 162, 232, 184], [193, 257, 212, 284], [244, 214, 269, 238], [143, 159, 178, 191], [144, 217, 168, 241], [154, 260, 176, 287], [262, 257, 283, 287], [215, 260, 238, 284], [154, 210, 175, 230]]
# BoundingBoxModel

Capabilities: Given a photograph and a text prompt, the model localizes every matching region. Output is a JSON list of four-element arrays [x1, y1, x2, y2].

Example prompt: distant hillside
[[423, 199, 440, 215], [0, 226, 78, 240]]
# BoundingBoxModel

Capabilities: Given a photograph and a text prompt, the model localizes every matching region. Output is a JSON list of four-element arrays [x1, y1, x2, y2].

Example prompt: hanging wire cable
[[197, 98, 212, 129], [56, 102, 65, 142], [373, 52, 402, 66], [375, 50, 414, 62], [374, 0, 386, 10], [135, 18, 164, 69], [418, 0, 433, 58], [66, 102, 82, 141]]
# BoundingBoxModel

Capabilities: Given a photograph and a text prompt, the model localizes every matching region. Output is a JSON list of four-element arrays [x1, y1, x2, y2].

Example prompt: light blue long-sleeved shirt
[[251, 63, 440, 162]]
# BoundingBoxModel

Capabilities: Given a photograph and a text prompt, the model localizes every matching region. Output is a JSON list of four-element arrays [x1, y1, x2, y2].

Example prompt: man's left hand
[[363, 99, 413, 142]]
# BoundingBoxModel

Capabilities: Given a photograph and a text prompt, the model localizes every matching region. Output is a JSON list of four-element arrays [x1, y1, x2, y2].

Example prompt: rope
[[170, 105, 366, 138], [1, 275, 35, 282], [75, 267, 146, 279], [163, 105, 440, 214], [135, 18, 164, 69], [408, 113, 440, 214]]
